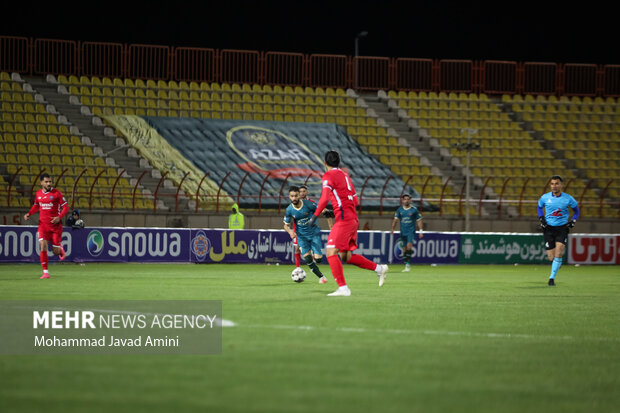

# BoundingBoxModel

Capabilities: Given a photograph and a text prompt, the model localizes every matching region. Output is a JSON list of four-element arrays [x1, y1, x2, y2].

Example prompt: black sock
[[305, 255, 324, 278], [404, 249, 412, 264]]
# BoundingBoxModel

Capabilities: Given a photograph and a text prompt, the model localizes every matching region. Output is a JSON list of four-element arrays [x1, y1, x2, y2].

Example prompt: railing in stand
[[479, 177, 492, 217], [175, 172, 190, 212], [379, 175, 393, 215], [498, 177, 511, 219], [358, 176, 372, 215], [458, 181, 466, 217], [518, 177, 530, 217], [216, 172, 231, 213], [110, 169, 126, 211], [55, 168, 69, 191], [579, 179, 593, 207], [599, 180, 613, 219], [195, 172, 211, 213], [7, 166, 23, 208], [258, 172, 272, 214], [277, 173, 292, 214], [439, 176, 453, 216], [237, 171, 250, 206], [399, 175, 413, 199], [419, 175, 432, 211], [71, 168, 87, 210], [88, 169, 105, 211], [153, 171, 168, 213], [132, 170, 147, 212]]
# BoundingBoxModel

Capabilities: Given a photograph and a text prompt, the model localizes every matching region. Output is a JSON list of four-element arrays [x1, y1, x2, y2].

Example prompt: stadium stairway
[[362, 92, 492, 217], [26, 76, 180, 211]]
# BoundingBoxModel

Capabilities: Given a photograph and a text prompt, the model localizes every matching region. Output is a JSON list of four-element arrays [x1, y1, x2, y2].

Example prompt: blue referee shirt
[[537, 192, 579, 226]]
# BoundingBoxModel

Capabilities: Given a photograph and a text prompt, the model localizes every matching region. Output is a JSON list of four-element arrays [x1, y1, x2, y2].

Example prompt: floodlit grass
[[0, 263, 619, 413]]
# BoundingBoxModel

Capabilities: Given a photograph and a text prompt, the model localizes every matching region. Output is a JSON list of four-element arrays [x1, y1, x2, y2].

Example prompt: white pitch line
[[241, 323, 620, 343]]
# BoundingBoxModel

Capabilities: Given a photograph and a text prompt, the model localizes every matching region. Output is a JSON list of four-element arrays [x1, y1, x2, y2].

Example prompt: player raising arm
[[308, 151, 388, 296], [24, 173, 69, 279], [537, 175, 580, 286]]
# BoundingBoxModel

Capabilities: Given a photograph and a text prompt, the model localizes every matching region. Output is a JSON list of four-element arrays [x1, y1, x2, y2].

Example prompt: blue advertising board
[[0, 226, 562, 265]]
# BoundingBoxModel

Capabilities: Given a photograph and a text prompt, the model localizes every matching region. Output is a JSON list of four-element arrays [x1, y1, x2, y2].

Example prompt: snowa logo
[[87, 230, 104, 257], [393, 238, 405, 261], [191, 231, 211, 262]]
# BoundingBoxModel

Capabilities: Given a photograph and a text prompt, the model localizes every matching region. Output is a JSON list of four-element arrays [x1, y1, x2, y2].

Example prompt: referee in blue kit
[[537, 175, 581, 286]]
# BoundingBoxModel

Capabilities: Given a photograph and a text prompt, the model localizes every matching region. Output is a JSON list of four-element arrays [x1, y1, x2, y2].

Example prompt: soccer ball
[[291, 267, 306, 283], [74, 219, 84, 228]]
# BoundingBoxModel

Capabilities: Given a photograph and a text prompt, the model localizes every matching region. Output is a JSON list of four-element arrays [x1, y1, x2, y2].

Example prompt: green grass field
[[1, 262, 619, 413]]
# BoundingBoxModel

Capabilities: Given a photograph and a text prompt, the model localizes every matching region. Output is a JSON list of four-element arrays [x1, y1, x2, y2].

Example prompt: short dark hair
[[325, 151, 340, 167], [40, 173, 51, 180], [550, 175, 563, 182], [299, 184, 308, 190], [289, 185, 300, 193], [402, 193, 411, 199]]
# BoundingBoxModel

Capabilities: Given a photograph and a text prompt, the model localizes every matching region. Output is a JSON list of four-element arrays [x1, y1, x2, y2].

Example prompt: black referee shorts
[[543, 225, 569, 250]]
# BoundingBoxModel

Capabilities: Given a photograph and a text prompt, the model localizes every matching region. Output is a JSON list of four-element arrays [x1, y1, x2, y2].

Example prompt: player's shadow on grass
[[516, 283, 560, 289]]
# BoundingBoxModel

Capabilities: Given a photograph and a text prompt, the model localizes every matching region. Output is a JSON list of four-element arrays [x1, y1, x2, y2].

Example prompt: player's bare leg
[[53, 245, 65, 261], [342, 250, 389, 287], [294, 244, 301, 268], [39, 239, 50, 279]]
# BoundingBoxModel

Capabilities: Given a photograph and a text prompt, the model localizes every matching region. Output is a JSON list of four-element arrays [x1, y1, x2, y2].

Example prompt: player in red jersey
[[309, 151, 388, 296], [24, 173, 69, 279]]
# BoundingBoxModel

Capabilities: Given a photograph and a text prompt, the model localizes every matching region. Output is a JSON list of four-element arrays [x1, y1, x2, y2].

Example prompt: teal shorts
[[298, 234, 324, 256], [400, 231, 417, 246]]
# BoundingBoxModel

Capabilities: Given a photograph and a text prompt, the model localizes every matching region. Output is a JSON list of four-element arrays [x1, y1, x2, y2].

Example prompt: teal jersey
[[395, 205, 422, 235], [284, 199, 321, 239], [538, 192, 578, 226]]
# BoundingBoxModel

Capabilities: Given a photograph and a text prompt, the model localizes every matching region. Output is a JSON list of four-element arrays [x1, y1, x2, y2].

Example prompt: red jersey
[[28, 188, 69, 230], [315, 168, 358, 222]]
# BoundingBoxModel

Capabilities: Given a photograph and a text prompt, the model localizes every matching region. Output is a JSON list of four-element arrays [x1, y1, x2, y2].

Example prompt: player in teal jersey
[[537, 175, 580, 286], [391, 194, 423, 272], [284, 186, 327, 283]]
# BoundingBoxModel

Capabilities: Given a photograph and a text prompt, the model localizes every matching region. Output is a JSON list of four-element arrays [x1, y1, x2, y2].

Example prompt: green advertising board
[[459, 233, 549, 264]]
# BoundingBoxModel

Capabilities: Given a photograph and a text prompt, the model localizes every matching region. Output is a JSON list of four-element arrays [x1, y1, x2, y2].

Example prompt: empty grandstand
[[0, 36, 618, 231]]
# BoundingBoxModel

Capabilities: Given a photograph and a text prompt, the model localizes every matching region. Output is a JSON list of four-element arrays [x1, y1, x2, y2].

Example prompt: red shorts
[[38, 226, 63, 247], [326, 219, 359, 252]]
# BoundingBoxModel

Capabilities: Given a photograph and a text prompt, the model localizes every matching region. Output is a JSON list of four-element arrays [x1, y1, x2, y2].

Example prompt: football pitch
[[1, 263, 619, 413]]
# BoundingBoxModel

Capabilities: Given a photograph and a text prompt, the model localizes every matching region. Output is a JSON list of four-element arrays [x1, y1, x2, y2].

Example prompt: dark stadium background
[[1, 0, 617, 64]]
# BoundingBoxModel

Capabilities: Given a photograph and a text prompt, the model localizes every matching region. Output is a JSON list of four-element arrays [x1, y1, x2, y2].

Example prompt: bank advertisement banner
[[0, 226, 617, 264], [568, 235, 620, 264]]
